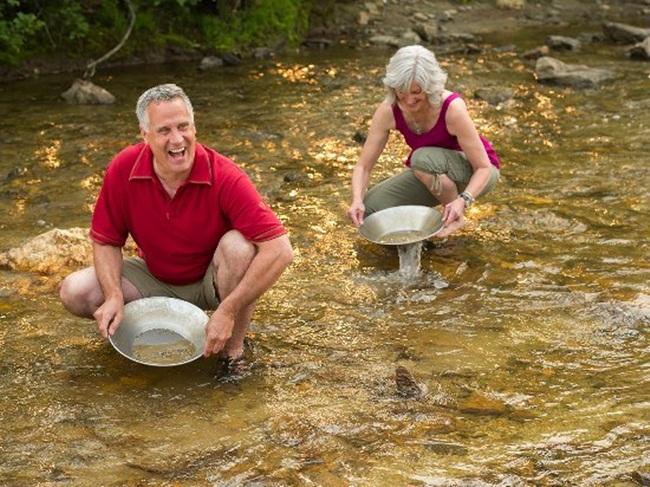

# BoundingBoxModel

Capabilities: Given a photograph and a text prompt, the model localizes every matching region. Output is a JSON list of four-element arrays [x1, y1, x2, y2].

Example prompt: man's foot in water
[[214, 339, 254, 381], [215, 355, 249, 382]]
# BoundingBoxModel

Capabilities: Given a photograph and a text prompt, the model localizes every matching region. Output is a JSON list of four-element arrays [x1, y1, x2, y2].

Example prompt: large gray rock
[[496, 0, 524, 8], [535, 56, 615, 88], [474, 86, 514, 105], [198, 56, 224, 70], [369, 35, 403, 48], [627, 37, 650, 60], [522, 45, 550, 60], [0, 228, 92, 274], [413, 22, 439, 43], [546, 35, 581, 51], [0, 228, 138, 274], [603, 22, 650, 43], [401, 29, 422, 45], [61, 79, 115, 105]]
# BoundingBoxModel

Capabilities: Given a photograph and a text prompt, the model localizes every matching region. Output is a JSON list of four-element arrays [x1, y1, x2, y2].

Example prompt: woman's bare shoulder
[[372, 101, 396, 129]]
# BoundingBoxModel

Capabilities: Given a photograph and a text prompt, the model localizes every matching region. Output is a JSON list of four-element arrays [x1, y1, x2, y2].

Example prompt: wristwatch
[[459, 191, 475, 208]]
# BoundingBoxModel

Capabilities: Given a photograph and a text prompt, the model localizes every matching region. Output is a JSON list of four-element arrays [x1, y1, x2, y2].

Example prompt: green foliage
[[0, 0, 314, 67], [0, 4, 44, 65], [201, 0, 311, 52]]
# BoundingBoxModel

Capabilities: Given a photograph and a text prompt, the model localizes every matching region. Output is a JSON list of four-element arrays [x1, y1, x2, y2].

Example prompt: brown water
[[131, 329, 197, 366], [380, 230, 430, 245], [1, 28, 649, 486]]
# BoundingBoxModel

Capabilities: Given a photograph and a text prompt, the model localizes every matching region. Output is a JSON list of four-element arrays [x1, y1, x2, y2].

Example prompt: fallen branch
[[83, 0, 136, 79]]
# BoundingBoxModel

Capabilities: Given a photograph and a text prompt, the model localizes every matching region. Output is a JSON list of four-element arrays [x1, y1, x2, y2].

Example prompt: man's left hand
[[203, 307, 236, 357]]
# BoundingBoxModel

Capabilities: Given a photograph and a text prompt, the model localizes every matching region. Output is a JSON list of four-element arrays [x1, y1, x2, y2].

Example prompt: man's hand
[[347, 200, 366, 227], [203, 307, 236, 357], [93, 295, 124, 338]]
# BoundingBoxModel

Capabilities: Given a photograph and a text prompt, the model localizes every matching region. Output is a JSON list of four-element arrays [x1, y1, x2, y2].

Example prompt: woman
[[347, 45, 501, 237]]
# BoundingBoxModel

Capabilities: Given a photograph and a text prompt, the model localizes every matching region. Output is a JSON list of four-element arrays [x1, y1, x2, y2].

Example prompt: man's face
[[141, 98, 196, 180]]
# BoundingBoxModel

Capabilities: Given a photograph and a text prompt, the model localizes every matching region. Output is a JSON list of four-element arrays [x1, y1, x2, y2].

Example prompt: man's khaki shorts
[[122, 257, 220, 310]]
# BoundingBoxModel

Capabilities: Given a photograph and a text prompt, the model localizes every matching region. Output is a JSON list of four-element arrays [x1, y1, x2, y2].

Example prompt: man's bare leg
[[412, 170, 465, 237], [212, 230, 257, 360], [59, 267, 142, 318]]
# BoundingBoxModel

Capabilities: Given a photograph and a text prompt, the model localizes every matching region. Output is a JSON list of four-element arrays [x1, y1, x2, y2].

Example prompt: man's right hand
[[347, 201, 366, 227], [93, 295, 124, 338]]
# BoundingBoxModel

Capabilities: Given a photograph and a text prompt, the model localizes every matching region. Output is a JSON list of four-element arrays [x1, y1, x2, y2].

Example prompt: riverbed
[[0, 26, 648, 486]]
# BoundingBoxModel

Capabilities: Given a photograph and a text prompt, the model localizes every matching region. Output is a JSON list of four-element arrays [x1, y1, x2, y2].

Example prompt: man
[[60, 83, 293, 360]]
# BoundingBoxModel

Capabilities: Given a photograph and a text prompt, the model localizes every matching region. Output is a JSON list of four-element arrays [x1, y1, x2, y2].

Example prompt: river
[[0, 28, 648, 486]]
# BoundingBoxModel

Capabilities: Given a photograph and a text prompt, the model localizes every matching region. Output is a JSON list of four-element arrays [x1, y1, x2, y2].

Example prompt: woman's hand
[[437, 197, 466, 237], [347, 200, 366, 227]]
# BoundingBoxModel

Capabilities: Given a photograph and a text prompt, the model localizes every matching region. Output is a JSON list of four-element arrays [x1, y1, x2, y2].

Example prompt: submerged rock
[[474, 87, 514, 105], [395, 366, 424, 399], [198, 56, 224, 71], [496, 0, 525, 9], [535, 56, 615, 88], [546, 35, 581, 51], [627, 37, 650, 60], [459, 391, 509, 416], [61, 79, 115, 105], [0, 227, 91, 274], [603, 22, 650, 44], [522, 45, 550, 60], [369, 35, 403, 48]]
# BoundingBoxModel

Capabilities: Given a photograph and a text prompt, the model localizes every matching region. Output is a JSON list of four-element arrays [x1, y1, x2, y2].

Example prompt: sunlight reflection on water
[[0, 35, 648, 485]]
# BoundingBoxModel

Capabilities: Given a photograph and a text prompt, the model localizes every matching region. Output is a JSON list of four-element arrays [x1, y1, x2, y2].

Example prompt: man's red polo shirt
[[90, 142, 286, 285]]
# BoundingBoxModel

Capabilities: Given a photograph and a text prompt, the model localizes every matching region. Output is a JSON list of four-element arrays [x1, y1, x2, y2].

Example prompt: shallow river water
[[0, 25, 649, 486]]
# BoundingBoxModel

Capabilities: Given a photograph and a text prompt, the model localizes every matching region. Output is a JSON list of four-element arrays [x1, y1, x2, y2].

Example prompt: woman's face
[[395, 81, 428, 111]]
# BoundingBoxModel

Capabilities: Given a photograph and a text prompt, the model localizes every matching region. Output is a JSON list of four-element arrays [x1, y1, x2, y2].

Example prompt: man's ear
[[140, 126, 147, 142]]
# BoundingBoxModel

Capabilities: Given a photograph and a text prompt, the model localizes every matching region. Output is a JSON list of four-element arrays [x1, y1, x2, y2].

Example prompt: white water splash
[[397, 242, 423, 278]]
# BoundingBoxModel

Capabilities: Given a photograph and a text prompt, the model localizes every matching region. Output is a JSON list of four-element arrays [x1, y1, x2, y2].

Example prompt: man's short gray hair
[[383, 45, 448, 107], [135, 83, 195, 131]]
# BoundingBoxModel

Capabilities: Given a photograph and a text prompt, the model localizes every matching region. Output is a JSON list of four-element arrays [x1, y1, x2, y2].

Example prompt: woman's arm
[[348, 102, 394, 226], [445, 97, 493, 200]]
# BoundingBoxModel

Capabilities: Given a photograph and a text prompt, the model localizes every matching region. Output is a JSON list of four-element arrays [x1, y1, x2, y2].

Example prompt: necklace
[[408, 117, 427, 135], [405, 108, 436, 135]]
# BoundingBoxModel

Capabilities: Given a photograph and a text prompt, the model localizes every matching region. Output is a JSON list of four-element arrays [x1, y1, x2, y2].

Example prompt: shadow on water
[[0, 31, 649, 486]]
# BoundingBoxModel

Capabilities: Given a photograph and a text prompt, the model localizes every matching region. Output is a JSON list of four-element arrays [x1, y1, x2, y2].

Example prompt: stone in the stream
[[535, 56, 615, 89], [0, 227, 91, 274], [546, 35, 581, 51], [496, 0, 524, 9], [459, 391, 508, 416], [627, 37, 650, 60], [474, 87, 514, 106], [395, 365, 424, 399], [61, 79, 115, 105], [603, 22, 650, 44], [522, 45, 550, 60], [198, 56, 224, 71]]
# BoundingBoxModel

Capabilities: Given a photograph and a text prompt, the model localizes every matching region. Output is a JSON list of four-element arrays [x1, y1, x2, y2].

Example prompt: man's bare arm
[[203, 234, 293, 356], [92, 242, 125, 338]]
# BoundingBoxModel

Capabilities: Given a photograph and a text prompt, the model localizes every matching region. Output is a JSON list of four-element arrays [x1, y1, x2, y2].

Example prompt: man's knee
[[59, 269, 101, 317], [213, 230, 256, 271]]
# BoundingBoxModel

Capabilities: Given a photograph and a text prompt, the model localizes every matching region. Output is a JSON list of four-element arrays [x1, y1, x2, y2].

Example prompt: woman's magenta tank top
[[392, 92, 501, 169]]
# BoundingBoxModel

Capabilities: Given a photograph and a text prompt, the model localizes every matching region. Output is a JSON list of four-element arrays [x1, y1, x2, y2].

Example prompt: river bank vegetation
[[0, 0, 323, 68]]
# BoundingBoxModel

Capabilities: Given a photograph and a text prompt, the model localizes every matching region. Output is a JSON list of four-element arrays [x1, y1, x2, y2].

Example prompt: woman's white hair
[[135, 83, 194, 131], [383, 45, 447, 107]]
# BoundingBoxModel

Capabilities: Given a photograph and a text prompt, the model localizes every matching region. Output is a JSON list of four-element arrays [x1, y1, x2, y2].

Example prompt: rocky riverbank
[[2, 0, 649, 84]]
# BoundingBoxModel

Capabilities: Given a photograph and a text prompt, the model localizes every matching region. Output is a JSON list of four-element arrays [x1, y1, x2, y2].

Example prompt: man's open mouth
[[168, 147, 186, 158]]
